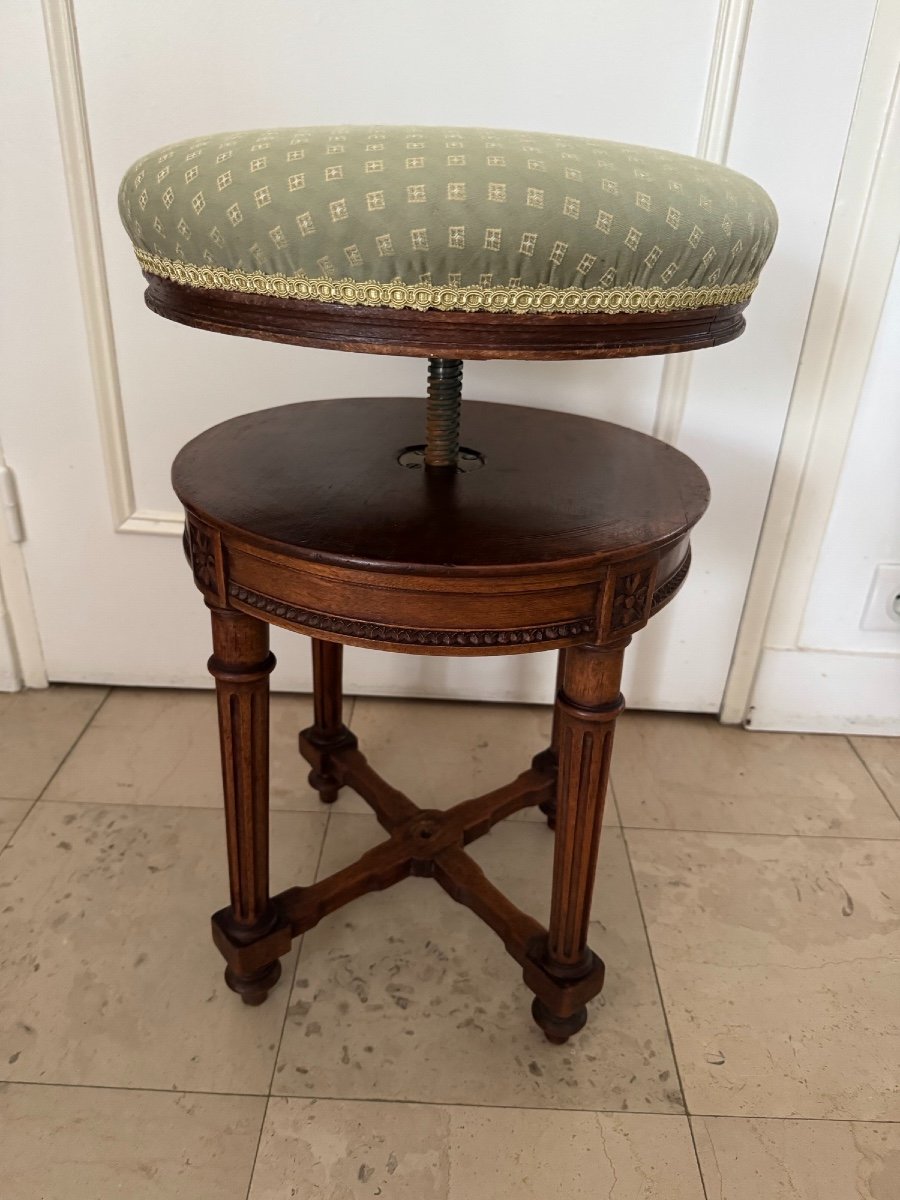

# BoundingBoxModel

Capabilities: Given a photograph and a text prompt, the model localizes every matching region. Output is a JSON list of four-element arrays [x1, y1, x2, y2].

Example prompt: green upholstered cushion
[[119, 125, 777, 315]]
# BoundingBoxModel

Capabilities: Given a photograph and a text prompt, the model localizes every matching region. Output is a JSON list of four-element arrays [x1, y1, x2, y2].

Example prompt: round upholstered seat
[[119, 125, 776, 319]]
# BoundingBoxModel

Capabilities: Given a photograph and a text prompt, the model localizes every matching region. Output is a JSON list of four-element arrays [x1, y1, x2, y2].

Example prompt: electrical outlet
[[861, 563, 900, 632]]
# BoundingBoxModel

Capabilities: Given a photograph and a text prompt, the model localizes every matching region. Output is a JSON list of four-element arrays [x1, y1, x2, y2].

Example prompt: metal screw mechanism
[[424, 357, 463, 468]]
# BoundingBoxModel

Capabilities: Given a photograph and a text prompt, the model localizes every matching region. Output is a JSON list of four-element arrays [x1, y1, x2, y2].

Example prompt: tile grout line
[[28, 688, 351, 821], [0, 1077, 270, 1100], [0, 687, 111, 857], [685, 1114, 710, 1189], [4, 1073, 899, 1124], [24, 792, 900, 844], [687, 1111, 900, 1124], [617, 821, 710, 1200], [846, 735, 900, 822], [607, 773, 624, 826], [36, 690, 112, 803], [618, 823, 900, 843], [240, 1090, 900, 1124], [25, 790, 900, 843], [31, 794, 334, 816], [0, 803, 35, 856], [242, 787, 335, 1200], [22, 792, 575, 833]]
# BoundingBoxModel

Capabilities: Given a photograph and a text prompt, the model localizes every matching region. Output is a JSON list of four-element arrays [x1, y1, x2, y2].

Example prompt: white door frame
[[721, 0, 900, 723], [42, 0, 172, 537], [0, 442, 47, 690]]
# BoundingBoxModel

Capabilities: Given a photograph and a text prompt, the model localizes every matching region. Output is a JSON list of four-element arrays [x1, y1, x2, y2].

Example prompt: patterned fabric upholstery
[[119, 125, 777, 315]]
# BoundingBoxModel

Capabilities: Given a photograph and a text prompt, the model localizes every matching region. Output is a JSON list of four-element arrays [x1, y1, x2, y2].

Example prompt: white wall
[[739, 0, 900, 732], [803, 249, 900, 655], [0, 5, 55, 690], [748, 248, 900, 733], [0, 0, 894, 732]]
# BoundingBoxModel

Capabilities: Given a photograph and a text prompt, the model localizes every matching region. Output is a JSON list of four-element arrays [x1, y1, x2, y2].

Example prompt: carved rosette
[[186, 515, 225, 601], [610, 570, 652, 631]]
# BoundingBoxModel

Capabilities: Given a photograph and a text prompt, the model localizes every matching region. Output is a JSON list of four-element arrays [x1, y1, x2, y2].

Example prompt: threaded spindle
[[424, 358, 463, 468]]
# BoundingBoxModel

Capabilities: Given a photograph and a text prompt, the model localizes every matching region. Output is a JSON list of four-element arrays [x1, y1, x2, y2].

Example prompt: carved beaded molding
[[650, 550, 692, 612], [228, 584, 595, 647]]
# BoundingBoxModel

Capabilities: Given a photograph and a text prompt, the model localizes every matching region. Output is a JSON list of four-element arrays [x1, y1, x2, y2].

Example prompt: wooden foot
[[208, 607, 284, 1004], [531, 996, 588, 1044], [225, 959, 282, 1006], [308, 767, 340, 805], [530, 639, 628, 1041], [302, 638, 357, 804]]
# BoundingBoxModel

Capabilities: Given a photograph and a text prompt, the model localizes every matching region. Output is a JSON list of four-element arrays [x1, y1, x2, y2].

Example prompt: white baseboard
[[0, 605, 22, 690], [748, 646, 900, 734]]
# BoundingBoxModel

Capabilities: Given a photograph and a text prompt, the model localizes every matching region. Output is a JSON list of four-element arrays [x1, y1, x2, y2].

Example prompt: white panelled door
[[0, 0, 877, 707]]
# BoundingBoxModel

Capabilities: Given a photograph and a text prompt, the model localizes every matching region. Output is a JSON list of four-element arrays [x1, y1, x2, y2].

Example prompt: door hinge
[[0, 465, 24, 543]]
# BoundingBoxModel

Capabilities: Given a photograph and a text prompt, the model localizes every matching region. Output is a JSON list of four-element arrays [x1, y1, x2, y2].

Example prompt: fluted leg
[[302, 637, 357, 804], [532, 648, 568, 828], [208, 607, 280, 1005], [532, 638, 628, 1043]]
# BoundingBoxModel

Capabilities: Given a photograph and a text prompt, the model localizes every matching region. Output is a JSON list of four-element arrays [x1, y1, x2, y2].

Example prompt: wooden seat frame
[[155, 274, 726, 1043]]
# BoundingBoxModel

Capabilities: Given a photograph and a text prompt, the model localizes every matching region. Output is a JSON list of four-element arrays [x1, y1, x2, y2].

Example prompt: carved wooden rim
[[146, 275, 747, 360], [228, 583, 595, 648]]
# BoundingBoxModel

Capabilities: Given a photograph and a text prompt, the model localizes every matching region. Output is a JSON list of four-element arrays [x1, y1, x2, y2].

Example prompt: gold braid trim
[[135, 249, 757, 315]]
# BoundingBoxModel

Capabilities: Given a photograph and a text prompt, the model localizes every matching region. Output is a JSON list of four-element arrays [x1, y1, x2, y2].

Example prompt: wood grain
[[207, 606, 284, 1006], [146, 274, 747, 360]]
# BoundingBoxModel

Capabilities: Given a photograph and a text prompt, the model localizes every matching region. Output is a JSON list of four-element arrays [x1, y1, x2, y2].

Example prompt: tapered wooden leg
[[532, 648, 568, 828], [302, 637, 357, 804], [532, 638, 628, 1043], [208, 606, 281, 1005]]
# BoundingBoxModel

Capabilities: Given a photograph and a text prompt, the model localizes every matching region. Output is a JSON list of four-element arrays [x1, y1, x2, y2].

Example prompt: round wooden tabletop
[[173, 396, 709, 573]]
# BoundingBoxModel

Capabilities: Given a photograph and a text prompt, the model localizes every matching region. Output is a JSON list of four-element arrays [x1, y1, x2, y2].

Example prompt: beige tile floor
[[0, 685, 898, 1198]]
